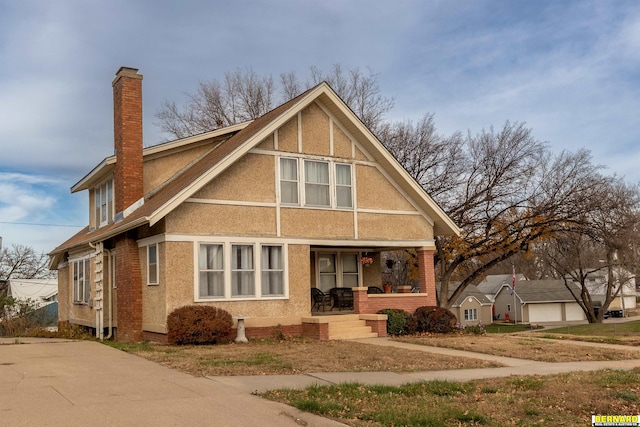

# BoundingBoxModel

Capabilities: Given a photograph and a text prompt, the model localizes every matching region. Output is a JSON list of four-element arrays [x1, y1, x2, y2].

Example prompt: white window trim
[[94, 178, 114, 228], [71, 255, 93, 305], [193, 238, 289, 302], [277, 156, 353, 211], [147, 243, 159, 285], [464, 308, 478, 321]]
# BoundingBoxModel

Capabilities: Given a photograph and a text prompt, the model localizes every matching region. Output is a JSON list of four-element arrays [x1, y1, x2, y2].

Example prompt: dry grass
[[265, 369, 640, 426], [109, 338, 501, 376], [394, 334, 640, 362]]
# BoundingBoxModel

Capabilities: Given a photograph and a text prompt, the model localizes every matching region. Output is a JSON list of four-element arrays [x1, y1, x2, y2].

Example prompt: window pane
[[200, 245, 223, 270], [199, 244, 224, 298], [199, 272, 224, 298], [335, 164, 351, 185], [305, 161, 329, 206], [148, 244, 158, 284], [343, 274, 358, 287], [280, 158, 298, 180], [280, 158, 299, 204], [305, 161, 329, 184], [336, 164, 352, 208], [280, 181, 298, 204], [342, 254, 358, 273], [318, 254, 336, 273], [232, 245, 254, 296], [107, 180, 113, 221], [262, 246, 283, 296]]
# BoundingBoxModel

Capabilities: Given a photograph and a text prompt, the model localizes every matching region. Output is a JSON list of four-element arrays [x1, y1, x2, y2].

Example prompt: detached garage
[[494, 280, 586, 324]]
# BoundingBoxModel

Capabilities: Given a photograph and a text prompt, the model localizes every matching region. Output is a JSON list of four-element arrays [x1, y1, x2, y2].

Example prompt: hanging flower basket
[[359, 256, 374, 266]]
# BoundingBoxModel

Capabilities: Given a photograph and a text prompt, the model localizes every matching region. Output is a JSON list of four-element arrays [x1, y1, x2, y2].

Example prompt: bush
[[167, 305, 233, 345], [0, 297, 56, 337], [377, 309, 412, 335], [412, 306, 457, 334]]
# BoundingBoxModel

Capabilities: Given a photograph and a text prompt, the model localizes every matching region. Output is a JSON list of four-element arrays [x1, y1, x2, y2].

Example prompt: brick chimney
[[112, 67, 144, 342], [112, 66, 143, 214]]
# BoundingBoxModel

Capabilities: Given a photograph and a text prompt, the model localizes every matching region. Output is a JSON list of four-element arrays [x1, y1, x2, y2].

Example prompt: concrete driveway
[[0, 338, 344, 427]]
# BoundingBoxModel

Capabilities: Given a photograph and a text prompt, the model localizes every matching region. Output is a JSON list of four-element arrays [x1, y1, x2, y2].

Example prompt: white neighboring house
[[7, 279, 58, 308], [577, 268, 637, 312], [493, 279, 587, 323]]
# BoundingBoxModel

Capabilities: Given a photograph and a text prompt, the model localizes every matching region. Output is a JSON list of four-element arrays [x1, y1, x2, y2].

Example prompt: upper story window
[[94, 178, 114, 227], [305, 161, 330, 206], [279, 157, 352, 209]]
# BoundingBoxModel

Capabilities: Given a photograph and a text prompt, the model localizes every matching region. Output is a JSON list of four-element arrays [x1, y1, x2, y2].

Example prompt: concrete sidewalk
[[211, 336, 640, 393]]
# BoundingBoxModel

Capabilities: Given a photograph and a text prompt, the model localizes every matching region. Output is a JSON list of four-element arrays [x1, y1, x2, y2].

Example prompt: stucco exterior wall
[[166, 204, 277, 236], [280, 209, 354, 238], [357, 213, 433, 241], [141, 243, 167, 333], [192, 153, 275, 203], [57, 264, 70, 323], [356, 165, 416, 211], [144, 144, 211, 194], [333, 125, 352, 159], [301, 103, 330, 156], [278, 116, 298, 153]]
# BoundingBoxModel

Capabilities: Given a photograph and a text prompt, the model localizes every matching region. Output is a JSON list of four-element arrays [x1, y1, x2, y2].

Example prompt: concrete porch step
[[329, 327, 377, 340]]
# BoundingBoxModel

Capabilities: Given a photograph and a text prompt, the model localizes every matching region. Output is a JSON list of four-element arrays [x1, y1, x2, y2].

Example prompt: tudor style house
[[50, 67, 459, 342]]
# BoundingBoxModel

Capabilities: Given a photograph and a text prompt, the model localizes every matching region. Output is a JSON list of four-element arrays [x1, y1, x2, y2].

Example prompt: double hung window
[[147, 244, 158, 285], [317, 252, 360, 292], [199, 244, 224, 298], [72, 257, 91, 304], [94, 179, 114, 227]]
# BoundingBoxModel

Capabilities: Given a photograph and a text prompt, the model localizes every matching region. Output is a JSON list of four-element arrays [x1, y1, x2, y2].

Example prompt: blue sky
[[1, 0, 639, 254]]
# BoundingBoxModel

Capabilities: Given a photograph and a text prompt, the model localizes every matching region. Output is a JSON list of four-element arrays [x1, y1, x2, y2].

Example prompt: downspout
[[104, 248, 113, 339]]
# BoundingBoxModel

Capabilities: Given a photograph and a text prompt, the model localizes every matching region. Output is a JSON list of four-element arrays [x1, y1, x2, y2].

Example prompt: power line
[[0, 221, 84, 228]]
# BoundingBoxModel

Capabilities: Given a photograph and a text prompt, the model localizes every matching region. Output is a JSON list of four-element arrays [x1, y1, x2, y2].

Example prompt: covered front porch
[[306, 246, 438, 339]]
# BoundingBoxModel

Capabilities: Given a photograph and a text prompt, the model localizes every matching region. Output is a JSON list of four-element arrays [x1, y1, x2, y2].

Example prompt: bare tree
[[541, 180, 640, 322], [377, 114, 465, 203], [155, 65, 394, 140], [0, 244, 54, 280]]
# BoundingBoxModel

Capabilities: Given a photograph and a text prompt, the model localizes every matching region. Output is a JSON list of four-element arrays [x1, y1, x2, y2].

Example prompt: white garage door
[[528, 303, 563, 322], [565, 303, 587, 321]]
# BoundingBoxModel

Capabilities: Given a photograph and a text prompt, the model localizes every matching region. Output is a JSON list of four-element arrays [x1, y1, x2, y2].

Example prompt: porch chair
[[367, 286, 384, 294], [311, 288, 331, 312], [329, 287, 354, 311]]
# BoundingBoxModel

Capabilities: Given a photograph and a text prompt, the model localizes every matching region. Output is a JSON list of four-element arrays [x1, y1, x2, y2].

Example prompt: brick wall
[[115, 235, 143, 342], [417, 249, 437, 306], [113, 67, 143, 214]]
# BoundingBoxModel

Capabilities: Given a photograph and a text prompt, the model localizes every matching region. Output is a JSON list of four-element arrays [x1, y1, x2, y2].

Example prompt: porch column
[[352, 287, 368, 314], [417, 247, 437, 306]]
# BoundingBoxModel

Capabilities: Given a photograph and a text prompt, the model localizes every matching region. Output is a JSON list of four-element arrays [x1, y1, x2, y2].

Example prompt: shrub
[[167, 305, 233, 345], [0, 297, 56, 337], [456, 323, 487, 335], [412, 306, 457, 334], [377, 309, 411, 335]]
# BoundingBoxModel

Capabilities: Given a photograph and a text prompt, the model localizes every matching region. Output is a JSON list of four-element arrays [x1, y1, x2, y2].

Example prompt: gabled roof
[[477, 274, 527, 298], [51, 82, 460, 258], [438, 283, 492, 307], [497, 280, 581, 304]]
